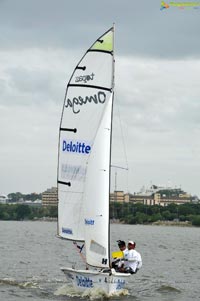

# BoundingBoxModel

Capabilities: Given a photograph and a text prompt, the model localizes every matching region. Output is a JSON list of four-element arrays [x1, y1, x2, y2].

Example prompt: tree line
[[1, 202, 200, 226], [0, 204, 57, 220], [7, 192, 42, 202], [110, 202, 200, 226]]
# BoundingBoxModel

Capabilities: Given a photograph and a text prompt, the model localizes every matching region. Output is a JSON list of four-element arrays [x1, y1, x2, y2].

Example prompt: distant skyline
[[0, 180, 195, 198], [0, 0, 200, 196]]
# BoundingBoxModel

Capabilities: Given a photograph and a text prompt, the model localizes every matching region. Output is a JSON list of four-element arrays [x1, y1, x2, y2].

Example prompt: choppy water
[[0, 221, 200, 301]]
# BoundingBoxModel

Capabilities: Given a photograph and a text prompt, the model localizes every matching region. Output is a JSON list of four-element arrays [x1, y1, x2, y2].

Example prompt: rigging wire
[[113, 92, 130, 193]]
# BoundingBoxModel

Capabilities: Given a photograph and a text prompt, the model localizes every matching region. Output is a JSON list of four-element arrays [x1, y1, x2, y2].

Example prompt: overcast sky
[[0, 0, 200, 196]]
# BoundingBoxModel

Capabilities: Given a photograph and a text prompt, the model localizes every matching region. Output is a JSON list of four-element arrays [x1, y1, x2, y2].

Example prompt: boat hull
[[61, 267, 130, 296]]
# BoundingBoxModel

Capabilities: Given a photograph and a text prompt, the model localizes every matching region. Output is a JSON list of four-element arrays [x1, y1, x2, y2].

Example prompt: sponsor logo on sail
[[65, 90, 107, 114], [61, 164, 86, 181], [62, 227, 73, 235], [62, 140, 91, 154], [85, 219, 95, 225], [75, 73, 95, 83]]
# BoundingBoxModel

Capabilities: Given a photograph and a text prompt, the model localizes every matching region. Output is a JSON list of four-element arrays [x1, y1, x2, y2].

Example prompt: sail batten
[[57, 27, 114, 267], [87, 49, 113, 54], [68, 83, 112, 92], [60, 128, 77, 132]]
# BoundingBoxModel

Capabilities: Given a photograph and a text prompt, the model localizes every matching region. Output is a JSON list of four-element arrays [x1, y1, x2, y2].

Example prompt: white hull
[[61, 267, 130, 296]]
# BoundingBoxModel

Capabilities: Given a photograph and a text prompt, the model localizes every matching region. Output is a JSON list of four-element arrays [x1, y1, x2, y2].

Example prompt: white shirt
[[124, 249, 142, 272], [116, 248, 128, 268], [123, 248, 129, 257]]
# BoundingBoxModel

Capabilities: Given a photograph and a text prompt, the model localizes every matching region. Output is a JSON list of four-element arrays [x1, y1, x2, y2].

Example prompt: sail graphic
[[57, 27, 114, 267]]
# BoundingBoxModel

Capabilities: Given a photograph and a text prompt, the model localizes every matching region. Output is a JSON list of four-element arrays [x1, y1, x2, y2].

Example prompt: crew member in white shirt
[[120, 240, 142, 274]]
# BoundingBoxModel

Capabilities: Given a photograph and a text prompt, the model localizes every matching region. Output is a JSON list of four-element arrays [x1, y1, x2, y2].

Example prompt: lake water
[[0, 221, 200, 301]]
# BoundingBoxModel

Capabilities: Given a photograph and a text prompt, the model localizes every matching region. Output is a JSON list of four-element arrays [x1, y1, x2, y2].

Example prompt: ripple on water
[[0, 277, 39, 288], [156, 284, 182, 294]]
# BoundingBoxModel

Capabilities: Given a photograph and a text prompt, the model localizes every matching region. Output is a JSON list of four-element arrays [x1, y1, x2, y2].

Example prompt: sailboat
[[57, 25, 131, 296]]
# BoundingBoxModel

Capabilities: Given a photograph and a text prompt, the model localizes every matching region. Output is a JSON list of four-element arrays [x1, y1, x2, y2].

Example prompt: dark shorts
[[124, 267, 138, 274]]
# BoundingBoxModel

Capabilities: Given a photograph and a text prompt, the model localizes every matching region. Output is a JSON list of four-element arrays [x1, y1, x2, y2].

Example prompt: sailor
[[119, 241, 142, 274], [111, 240, 128, 270]]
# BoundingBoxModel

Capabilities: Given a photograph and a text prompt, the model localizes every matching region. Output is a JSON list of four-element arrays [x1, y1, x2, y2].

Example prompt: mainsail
[[57, 27, 114, 268]]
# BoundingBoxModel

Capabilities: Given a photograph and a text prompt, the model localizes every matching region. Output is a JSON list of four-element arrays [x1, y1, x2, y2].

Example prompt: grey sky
[[0, 0, 200, 196]]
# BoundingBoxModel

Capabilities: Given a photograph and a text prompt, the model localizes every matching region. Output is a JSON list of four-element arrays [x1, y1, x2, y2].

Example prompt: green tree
[[48, 206, 58, 218], [166, 203, 178, 213], [162, 210, 171, 220], [191, 215, 200, 226], [16, 205, 31, 220], [7, 192, 23, 202], [179, 215, 187, 221], [149, 213, 162, 223], [123, 214, 137, 224], [135, 212, 148, 224]]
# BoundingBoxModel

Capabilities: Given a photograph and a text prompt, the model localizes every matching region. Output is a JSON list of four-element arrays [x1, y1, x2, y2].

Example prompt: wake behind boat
[[57, 25, 131, 296]]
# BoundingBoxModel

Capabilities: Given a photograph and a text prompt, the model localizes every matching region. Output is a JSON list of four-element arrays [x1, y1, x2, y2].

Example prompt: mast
[[108, 23, 115, 266]]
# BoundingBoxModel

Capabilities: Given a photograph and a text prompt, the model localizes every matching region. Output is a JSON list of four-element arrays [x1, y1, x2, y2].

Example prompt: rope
[[73, 242, 89, 270]]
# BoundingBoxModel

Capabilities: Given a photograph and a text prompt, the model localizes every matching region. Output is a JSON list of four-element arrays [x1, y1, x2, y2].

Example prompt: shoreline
[[151, 220, 192, 227], [0, 219, 194, 227], [111, 219, 193, 227]]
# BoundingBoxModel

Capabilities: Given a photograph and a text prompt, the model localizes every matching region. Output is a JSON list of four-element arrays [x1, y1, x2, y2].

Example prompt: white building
[[0, 194, 8, 204]]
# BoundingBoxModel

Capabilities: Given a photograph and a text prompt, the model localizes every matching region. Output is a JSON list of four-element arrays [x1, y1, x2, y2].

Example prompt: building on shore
[[110, 185, 198, 206], [40, 184, 198, 207], [0, 194, 8, 204], [110, 191, 128, 203], [42, 187, 58, 207]]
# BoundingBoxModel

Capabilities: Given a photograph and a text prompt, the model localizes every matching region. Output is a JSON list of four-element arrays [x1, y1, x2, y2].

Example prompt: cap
[[117, 240, 125, 247], [128, 240, 135, 245]]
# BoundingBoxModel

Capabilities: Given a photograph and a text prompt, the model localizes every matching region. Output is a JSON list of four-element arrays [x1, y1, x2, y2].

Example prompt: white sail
[[57, 27, 114, 266], [83, 93, 113, 267]]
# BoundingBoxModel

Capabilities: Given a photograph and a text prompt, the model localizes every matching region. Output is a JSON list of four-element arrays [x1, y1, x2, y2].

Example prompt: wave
[[54, 284, 129, 300], [156, 284, 181, 293], [0, 277, 39, 288]]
